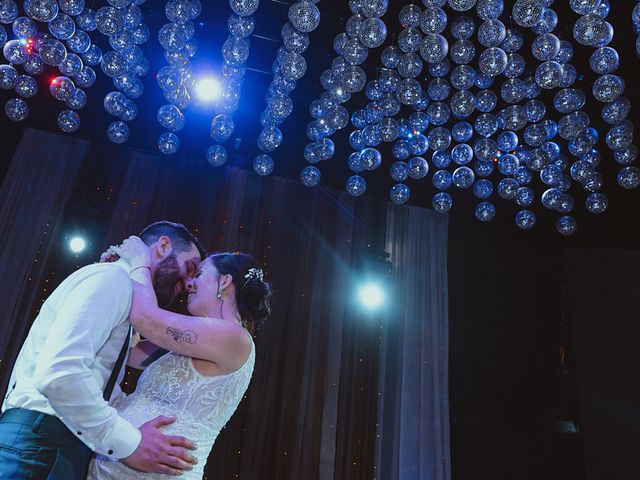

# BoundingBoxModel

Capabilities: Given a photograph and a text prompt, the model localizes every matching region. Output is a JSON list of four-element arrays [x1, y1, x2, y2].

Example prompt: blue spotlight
[[195, 77, 221, 102], [358, 282, 385, 311], [69, 236, 86, 253]]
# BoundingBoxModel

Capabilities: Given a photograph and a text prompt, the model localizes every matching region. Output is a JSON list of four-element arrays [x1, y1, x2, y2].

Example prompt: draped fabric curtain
[[0, 129, 89, 396], [0, 128, 450, 479], [376, 204, 451, 480]]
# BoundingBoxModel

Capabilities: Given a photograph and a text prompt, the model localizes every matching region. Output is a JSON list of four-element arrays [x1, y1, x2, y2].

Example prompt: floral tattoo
[[166, 327, 198, 344]]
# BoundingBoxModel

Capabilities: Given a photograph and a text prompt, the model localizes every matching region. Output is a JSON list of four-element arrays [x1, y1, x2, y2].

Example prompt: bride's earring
[[216, 279, 223, 299]]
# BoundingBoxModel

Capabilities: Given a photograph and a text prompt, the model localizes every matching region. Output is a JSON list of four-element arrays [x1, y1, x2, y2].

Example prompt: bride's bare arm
[[128, 269, 251, 371]]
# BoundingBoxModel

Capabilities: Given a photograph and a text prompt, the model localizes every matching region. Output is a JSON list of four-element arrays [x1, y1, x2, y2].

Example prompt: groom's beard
[[153, 254, 182, 307]]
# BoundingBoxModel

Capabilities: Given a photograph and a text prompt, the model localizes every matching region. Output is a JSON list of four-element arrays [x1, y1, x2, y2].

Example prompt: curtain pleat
[[376, 204, 451, 480], [0, 128, 89, 396]]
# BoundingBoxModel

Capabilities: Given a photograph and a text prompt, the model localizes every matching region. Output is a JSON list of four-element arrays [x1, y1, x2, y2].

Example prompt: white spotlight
[[69, 236, 86, 254], [358, 282, 385, 310], [195, 77, 221, 102]]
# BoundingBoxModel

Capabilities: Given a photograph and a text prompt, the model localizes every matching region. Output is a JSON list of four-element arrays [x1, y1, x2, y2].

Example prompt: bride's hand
[[110, 236, 152, 273]]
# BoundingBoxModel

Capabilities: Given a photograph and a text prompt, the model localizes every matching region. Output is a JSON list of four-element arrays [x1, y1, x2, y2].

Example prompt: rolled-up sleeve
[[33, 267, 141, 458]]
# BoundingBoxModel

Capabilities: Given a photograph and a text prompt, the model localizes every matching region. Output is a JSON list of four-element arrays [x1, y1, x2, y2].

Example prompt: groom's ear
[[154, 235, 173, 259]]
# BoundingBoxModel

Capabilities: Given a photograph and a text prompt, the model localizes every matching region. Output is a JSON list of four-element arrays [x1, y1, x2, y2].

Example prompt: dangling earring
[[216, 279, 223, 299]]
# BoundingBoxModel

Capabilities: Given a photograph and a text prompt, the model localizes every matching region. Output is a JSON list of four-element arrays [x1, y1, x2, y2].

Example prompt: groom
[[0, 221, 206, 479]]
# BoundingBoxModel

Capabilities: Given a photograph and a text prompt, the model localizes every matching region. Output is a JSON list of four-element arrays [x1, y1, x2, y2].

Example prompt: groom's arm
[[33, 266, 142, 459]]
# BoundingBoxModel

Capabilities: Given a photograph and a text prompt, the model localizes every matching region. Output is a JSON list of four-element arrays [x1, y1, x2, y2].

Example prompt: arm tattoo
[[166, 327, 198, 344]]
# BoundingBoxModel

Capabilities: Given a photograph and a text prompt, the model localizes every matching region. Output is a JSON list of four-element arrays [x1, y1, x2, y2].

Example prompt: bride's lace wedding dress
[[87, 340, 254, 479]]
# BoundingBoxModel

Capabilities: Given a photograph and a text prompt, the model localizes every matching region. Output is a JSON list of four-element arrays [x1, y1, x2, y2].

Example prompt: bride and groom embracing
[[0, 221, 272, 479]]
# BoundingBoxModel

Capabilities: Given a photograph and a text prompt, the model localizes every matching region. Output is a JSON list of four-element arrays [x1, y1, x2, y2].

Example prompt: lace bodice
[[87, 341, 254, 480]]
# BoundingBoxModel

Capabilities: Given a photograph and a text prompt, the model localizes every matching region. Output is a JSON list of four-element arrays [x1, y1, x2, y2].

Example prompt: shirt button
[[108, 450, 113, 455]]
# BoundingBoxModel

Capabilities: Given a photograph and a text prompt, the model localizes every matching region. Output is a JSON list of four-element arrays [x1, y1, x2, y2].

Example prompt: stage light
[[69, 236, 86, 253], [357, 282, 385, 311], [195, 77, 221, 102]]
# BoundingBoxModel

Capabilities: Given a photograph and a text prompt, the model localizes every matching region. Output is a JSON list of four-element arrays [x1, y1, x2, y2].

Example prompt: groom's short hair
[[139, 221, 206, 259]]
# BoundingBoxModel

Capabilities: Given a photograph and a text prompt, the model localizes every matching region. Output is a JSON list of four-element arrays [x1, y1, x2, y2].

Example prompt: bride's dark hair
[[208, 252, 272, 334]]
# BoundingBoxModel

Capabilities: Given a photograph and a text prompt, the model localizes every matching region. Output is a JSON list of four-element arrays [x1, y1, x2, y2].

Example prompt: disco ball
[[452, 166, 475, 188], [50, 76, 75, 101], [288, 1, 320, 33], [478, 47, 507, 77], [14, 74, 37, 98], [390, 183, 410, 204], [346, 175, 366, 196], [534, 61, 563, 89], [573, 14, 607, 46], [477, 0, 503, 20], [57, 109, 81, 133], [497, 154, 520, 175], [157, 132, 180, 154], [478, 20, 506, 48], [448, 0, 477, 12], [617, 166, 640, 189], [556, 216, 577, 235], [512, 0, 543, 28], [37, 39, 67, 66], [300, 165, 321, 187], [24, 0, 58, 22], [515, 210, 536, 230], [592, 74, 624, 102], [585, 192, 608, 214], [356, 17, 387, 49], [107, 121, 129, 144], [589, 46, 618, 74], [432, 170, 453, 190], [420, 6, 447, 34], [49, 13, 75, 40], [66, 88, 87, 109], [157, 104, 185, 132], [419, 33, 448, 63], [230, 0, 259, 17], [95, 6, 124, 36], [5, 97, 29, 121], [451, 15, 475, 40], [399, 4, 421, 29], [475, 202, 496, 221], [210, 114, 235, 142], [432, 192, 453, 213]]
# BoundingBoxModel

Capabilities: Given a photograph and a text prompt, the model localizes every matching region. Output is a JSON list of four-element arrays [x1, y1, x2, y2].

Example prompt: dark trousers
[[0, 408, 91, 479]]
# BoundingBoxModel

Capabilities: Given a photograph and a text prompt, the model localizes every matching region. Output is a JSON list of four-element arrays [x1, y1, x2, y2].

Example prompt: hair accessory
[[242, 267, 264, 287]]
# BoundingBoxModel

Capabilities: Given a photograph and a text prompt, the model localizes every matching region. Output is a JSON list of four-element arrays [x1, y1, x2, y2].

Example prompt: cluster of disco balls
[[0, 0, 151, 137], [250, 1, 321, 177], [293, 0, 638, 235], [98, 0, 152, 145], [205, 0, 259, 167], [1, 0, 100, 128], [154, 0, 201, 154], [636, 3, 640, 57], [298, 0, 388, 188]]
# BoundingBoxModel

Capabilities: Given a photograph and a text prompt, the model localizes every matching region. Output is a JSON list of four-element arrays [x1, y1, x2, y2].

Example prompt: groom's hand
[[122, 415, 198, 475]]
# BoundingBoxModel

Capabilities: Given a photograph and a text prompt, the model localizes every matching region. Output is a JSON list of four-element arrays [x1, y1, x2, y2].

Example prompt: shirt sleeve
[[33, 266, 142, 459]]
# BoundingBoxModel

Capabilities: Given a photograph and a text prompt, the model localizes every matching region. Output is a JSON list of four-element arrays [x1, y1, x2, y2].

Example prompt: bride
[[87, 236, 272, 479]]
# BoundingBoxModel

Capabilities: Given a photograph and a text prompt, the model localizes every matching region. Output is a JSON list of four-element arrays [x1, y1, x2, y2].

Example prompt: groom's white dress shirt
[[2, 260, 142, 459]]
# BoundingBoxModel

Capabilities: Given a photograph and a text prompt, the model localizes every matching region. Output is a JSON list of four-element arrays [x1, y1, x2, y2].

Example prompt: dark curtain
[[565, 248, 640, 480], [0, 129, 88, 396], [0, 128, 450, 479]]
